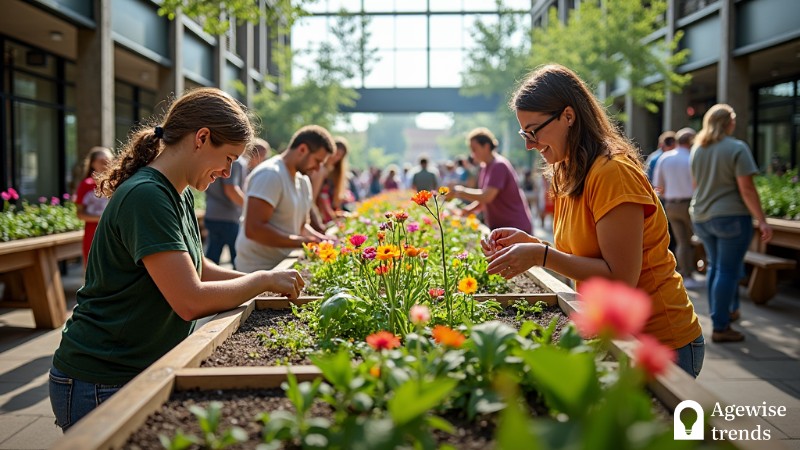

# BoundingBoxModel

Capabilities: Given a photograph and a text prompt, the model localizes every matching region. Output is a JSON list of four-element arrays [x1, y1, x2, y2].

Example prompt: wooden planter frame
[[0, 230, 82, 328], [53, 258, 782, 450]]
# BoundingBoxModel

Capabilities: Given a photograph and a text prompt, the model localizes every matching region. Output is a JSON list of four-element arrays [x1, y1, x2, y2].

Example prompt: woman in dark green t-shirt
[[49, 88, 304, 432]]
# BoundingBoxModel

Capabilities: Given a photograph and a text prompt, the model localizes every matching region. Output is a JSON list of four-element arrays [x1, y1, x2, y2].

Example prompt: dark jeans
[[204, 219, 239, 266], [675, 334, 705, 378], [48, 367, 123, 432], [693, 215, 752, 331]]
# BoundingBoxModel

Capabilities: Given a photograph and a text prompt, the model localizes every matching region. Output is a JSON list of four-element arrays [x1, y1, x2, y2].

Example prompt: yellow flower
[[450, 219, 461, 228], [319, 248, 338, 263], [438, 186, 450, 196], [452, 259, 461, 268], [376, 244, 400, 261], [458, 276, 478, 294]]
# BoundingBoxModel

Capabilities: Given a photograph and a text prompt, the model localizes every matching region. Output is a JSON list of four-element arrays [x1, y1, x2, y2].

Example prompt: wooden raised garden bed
[[52, 253, 784, 450]]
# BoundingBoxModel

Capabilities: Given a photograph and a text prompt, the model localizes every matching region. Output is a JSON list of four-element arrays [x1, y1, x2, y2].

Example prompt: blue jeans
[[675, 334, 705, 378], [204, 219, 239, 266], [693, 216, 752, 331], [48, 367, 123, 432]]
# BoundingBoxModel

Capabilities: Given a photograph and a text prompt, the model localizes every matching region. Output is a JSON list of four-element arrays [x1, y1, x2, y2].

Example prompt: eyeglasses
[[518, 108, 566, 144]]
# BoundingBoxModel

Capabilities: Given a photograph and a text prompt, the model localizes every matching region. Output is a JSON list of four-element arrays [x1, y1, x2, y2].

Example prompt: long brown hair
[[509, 64, 641, 197], [97, 88, 254, 196], [329, 137, 349, 208], [81, 147, 113, 180], [696, 104, 735, 148]]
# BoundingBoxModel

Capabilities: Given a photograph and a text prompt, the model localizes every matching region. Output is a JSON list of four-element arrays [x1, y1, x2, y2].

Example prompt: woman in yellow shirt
[[482, 64, 704, 377]]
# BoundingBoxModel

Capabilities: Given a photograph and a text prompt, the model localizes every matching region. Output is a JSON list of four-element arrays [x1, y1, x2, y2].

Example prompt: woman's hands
[[485, 243, 545, 279], [480, 227, 540, 257], [263, 269, 305, 299]]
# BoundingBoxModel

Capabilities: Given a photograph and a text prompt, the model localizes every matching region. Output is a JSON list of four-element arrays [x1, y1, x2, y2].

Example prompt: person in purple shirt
[[448, 127, 533, 233]]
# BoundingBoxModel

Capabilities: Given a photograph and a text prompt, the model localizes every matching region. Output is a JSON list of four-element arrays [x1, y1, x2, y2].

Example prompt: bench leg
[[747, 267, 776, 305], [20, 248, 68, 329]]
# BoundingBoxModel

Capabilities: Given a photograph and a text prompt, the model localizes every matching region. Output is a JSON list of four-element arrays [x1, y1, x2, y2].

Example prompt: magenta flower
[[1, 192, 9, 201], [406, 222, 419, 233], [8, 188, 19, 200], [456, 251, 468, 260], [349, 234, 367, 248], [50, 197, 60, 205], [361, 246, 377, 260], [62, 193, 71, 200]]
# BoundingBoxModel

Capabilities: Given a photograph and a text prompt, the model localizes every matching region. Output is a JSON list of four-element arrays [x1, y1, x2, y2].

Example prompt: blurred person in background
[[75, 146, 113, 266]]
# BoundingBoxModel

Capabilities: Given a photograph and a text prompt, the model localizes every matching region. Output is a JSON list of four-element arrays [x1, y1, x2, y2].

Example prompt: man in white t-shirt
[[653, 127, 699, 288], [235, 125, 334, 271]]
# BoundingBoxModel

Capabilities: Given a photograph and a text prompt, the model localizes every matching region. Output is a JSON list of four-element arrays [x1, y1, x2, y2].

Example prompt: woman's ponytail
[[96, 127, 162, 197]]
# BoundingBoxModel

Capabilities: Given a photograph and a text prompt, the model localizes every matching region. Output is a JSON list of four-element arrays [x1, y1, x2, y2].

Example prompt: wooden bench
[[744, 251, 796, 304], [690, 235, 797, 304], [0, 230, 83, 329]]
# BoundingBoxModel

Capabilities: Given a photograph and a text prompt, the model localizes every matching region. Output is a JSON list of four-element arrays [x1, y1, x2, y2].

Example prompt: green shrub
[[756, 169, 800, 220], [1, 191, 83, 242]]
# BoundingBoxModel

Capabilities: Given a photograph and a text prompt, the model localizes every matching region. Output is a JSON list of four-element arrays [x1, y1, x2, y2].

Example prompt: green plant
[[756, 169, 800, 220], [0, 191, 83, 242], [158, 401, 247, 450]]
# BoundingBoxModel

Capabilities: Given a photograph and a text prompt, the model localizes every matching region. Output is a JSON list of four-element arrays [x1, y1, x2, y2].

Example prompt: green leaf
[[310, 349, 353, 389], [519, 346, 600, 418], [388, 378, 458, 426], [470, 321, 518, 372]]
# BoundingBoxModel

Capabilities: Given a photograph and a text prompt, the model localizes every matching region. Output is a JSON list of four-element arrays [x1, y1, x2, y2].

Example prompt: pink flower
[[361, 246, 377, 260], [422, 216, 433, 226], [62, 193, 71, 200], [570, 277, 651, 340], [428, 288, 445, 299], [409, 305, 431, 326], [8, 188, 19, 200], [406, 222, 419, 233], [456, 251, 469, 260], [634, 334, 676, 378], [1, 192, 9, 201], [38, 196, 47, 203], [50, 197, 60, 205], [349, 234, 367, 248]]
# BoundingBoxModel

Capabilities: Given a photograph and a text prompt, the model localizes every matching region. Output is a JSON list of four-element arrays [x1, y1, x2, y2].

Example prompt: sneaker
[[729, 309, 741, 322], [712, 327, 745, 343], [683, 278, 703, 290]]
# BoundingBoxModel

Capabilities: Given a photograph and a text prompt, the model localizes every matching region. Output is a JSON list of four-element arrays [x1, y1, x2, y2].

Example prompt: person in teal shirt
[[49, 88, 304, 432]]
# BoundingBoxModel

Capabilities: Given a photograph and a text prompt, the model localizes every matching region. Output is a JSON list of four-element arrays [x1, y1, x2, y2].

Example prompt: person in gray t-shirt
[[410, 156, 439, 191], [204, 138, 269, 266]]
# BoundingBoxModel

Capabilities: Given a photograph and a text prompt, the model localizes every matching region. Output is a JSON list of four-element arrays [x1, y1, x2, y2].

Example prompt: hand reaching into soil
[[481, 227, 541, 258], [264, 269, 305, 299]]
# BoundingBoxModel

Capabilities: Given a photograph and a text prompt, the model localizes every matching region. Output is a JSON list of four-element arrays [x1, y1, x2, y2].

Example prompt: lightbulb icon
[[680, 407, 698, 435]]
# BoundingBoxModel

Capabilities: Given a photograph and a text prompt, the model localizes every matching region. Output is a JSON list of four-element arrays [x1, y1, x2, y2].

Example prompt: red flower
[[374, 265, 389, 276], [366, 331, 401, 351], [428, 288, 445, 298], [634, 334, 676, 378], [570, 278, 652, 340], [412, 190, 433, 206]]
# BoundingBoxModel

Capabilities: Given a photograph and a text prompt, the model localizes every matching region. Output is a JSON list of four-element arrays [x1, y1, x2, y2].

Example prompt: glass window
[[6, 41, 57, 78], [183, 32, 215, 82], [504, 0, 533, 11], [463, 0, 498, 11], [115, 81, 135, 100], [395, 50, 427, 87], [14, 102, 59, 197], [756, 103, 792, 172], [363, 0, 394, 13], [429, 49, 463, 87], [758, 82, 794, 104], [430, 0, 463, 12], [394, 0, 428, 13], [65, 62, 77, 83], [13, 72, 57, 103], [368, 16, 395, 49], [65, 113, 78, 191], [292, 17, 329, 52], [430, 16, 463, 49], [395, 16, 427, 49], [364, 50, 395, 88]]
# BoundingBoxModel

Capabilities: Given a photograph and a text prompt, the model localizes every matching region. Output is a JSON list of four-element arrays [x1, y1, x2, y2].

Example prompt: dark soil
[[201, 301, 568, 367], [125, 388, 504, 450]]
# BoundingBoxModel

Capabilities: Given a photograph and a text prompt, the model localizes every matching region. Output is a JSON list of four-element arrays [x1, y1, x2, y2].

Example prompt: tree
[[158, 0, 315, 35], [529, 0, 690, 113], [251, 12, 377, 150]]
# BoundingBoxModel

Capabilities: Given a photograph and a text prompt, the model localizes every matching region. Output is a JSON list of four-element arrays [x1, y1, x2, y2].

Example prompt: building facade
[[531, 0, 800, 172], [1, 0, 281, 199]]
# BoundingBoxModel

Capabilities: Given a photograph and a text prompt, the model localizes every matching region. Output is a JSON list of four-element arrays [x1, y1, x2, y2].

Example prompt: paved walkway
[[0, 258, 798, 449]]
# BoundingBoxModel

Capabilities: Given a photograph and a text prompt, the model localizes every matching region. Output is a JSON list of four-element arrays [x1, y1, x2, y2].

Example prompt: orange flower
[[374, 265, 389, 276], [570, 277, 652, 340], [412, 190, 433, 206], [432, 325, 466, 348], [634, 334, 676, 379], [404, 245, 424, 257], [376, 244, 400, 261], [369, 366, 381, 378], [366, 331, 401, 350], [393, 210, 409, 222], [458, 277, 478, 294], [319, 248, 338, 263], [377, 231, 386, 242]]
